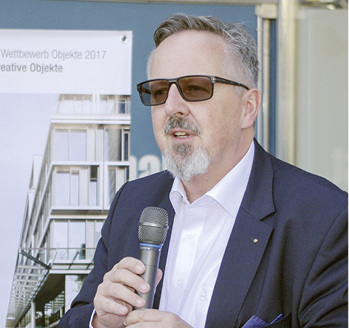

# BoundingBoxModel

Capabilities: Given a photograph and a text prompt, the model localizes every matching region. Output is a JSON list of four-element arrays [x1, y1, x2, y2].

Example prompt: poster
[[1, 29, 134, 326], [0, 29, 132, 94]]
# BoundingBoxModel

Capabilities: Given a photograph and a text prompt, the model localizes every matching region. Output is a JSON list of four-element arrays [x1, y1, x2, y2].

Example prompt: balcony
[[51, 94, 131, 125], [7, 247, 95, 327]]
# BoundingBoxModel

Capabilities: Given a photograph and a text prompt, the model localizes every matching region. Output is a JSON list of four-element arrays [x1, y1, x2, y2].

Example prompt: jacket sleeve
[[299, 205, 348, 327], [58, 183, 126, 327]]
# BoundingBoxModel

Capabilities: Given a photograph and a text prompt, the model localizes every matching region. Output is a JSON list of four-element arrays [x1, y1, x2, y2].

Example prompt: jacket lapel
[[205, 212, 273, 327], [205, 140, 276, 327]]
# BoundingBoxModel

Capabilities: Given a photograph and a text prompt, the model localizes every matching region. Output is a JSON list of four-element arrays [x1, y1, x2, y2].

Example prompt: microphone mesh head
[[138, 207, 169, 245]]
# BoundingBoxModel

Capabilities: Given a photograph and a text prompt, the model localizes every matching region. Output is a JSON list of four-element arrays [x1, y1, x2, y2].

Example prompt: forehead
[[150, 30, 228, 79]]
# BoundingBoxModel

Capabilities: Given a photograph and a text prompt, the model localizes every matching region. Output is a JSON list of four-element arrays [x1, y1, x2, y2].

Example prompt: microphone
[[136, 206, 169, 309]]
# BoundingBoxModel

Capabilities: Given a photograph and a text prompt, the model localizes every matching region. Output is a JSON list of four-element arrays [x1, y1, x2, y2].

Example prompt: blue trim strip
[[140, 243, 162, 249]]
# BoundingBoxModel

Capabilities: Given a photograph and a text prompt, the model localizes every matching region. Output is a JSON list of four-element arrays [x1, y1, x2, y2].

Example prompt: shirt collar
[[170, 141, 255, 216]]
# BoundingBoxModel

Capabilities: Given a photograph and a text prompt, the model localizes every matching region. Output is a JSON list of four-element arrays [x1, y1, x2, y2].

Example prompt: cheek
[[203, 104, 243, 146], [199, 114, 227, 149], [151, 111, 166, 152]]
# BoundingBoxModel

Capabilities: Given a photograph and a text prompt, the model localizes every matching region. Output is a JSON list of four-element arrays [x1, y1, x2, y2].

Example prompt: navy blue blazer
[[59, 141, 348, 328]]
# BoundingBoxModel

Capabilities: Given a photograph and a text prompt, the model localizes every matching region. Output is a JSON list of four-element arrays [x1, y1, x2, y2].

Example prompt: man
[[59, 13, 347, 328]]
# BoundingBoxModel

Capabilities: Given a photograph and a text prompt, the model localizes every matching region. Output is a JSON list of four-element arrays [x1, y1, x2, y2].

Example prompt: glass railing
[[17, 247, 96, 266], [8, 247, 96, 326], [50, 246, 95, 263]]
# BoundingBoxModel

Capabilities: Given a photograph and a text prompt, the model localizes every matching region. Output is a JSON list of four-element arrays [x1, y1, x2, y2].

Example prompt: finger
[[117, 257, 146, 274], [106, 259, 150, 295], [124, 310, 192, 328], [93, 293, 130, 328], [124, 309, 161, 326], [97, 275, 147, 309], [94, 290, 130, 317], [94, 256, 154, 316], [155, 269, 163, 286], [107, 268, 149, 291], [93, 311, 126, 328]]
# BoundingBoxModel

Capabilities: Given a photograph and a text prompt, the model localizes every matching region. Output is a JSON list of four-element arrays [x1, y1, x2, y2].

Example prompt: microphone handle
[[135, 244, 161, 309]]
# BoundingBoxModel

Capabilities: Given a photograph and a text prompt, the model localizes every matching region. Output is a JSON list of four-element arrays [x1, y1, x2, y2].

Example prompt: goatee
[[163, 117, 211, 181]]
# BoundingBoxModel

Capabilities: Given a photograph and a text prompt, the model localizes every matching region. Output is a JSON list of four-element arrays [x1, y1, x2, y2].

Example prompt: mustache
[[164, 116, 201, 135]]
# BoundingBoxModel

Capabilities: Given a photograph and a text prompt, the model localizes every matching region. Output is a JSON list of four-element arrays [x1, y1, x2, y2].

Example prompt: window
[[53, 221, 68, 248], [56, 171, 69, 205], [54, 129, 86, 161], [89, 166, 98, 206], [100, 95, 116, 114], [119, 99, 126, 114], [86, 220, 104, 259], [70, 171, 79, 205], [70, 130, 86, 161], [51, 220, 86, 260], [54, 167, 99, 207], [55, 169, 78, 206], [108, 168, 116, 204], [69, 221, 86, 259], [55, 130, 69, 161], [124, 128, 130, 161], [57, 94, 92, 114], [52, 221, 68, 259], [105, 127, 130, 162], [105, 128, 121, 161], [99, 95, 130, 114]]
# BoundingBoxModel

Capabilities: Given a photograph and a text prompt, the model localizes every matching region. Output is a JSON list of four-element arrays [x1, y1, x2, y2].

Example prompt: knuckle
[[112, 282, 124, 295], [103, 270, 112, 282], [117, 268, 129, 282], [96, 280, 108, 295]]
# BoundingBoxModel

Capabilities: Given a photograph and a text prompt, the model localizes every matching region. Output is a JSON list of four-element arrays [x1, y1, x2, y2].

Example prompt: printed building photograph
[[6, 93, 130, 327]]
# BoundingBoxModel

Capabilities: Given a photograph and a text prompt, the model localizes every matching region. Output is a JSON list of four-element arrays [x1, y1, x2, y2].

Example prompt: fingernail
[[140, 283, 149, 293], [119, 306, 128, 316], [135, 264, 144, 274], [136, 298, 145, 307]]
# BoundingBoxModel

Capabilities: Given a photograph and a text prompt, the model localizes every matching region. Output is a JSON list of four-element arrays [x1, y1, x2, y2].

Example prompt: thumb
[[156, 269, 163, 286]]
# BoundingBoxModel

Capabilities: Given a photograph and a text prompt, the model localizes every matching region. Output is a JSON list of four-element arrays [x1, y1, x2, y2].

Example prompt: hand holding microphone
[[124, 207, 192, 327], [93, 207, 168, 328]]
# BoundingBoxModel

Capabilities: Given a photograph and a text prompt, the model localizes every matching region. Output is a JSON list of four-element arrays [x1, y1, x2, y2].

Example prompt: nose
[[163, 83, 190, 117]]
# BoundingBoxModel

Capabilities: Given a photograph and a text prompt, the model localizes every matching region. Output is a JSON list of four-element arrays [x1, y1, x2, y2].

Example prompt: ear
[[241, 88, 261, 129]]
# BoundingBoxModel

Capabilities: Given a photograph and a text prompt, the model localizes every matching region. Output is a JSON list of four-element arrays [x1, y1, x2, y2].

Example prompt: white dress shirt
[[158, 142, 255, 328], [90, 142, 254, 328]]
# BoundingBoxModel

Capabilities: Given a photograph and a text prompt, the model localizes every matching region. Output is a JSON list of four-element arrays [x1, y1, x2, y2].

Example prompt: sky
[[0, 94, 58, 327]]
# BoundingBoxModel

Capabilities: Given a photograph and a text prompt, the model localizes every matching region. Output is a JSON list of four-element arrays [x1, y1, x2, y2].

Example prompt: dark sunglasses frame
[[137, 75, 250, 106]]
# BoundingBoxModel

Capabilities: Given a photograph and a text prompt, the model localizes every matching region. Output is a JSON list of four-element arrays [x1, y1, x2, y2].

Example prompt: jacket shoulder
[[270, 154, 347, 207]]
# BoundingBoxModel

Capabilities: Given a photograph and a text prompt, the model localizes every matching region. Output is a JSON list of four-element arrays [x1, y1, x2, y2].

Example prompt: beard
[[163, 117, 211, 181]]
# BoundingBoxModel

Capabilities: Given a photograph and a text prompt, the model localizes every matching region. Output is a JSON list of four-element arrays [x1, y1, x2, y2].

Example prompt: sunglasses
[[137, 75, 249, 106]]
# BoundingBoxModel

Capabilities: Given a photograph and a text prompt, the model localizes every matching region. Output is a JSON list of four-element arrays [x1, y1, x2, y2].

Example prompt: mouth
[[172, 130, 191, 139], [164, 117, 201, 140]]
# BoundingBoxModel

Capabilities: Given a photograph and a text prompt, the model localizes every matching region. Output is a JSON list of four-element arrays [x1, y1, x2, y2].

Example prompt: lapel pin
[[253, 238, 259, 244]]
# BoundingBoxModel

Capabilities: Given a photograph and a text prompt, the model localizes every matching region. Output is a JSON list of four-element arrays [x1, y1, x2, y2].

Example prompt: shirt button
[[187, 232, 194, 239], [200, 292, 207, 300], [174, 279, 182, 288]]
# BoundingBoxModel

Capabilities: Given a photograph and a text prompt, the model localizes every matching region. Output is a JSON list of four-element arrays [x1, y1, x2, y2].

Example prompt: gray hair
[[147, 13, 259, 88]]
